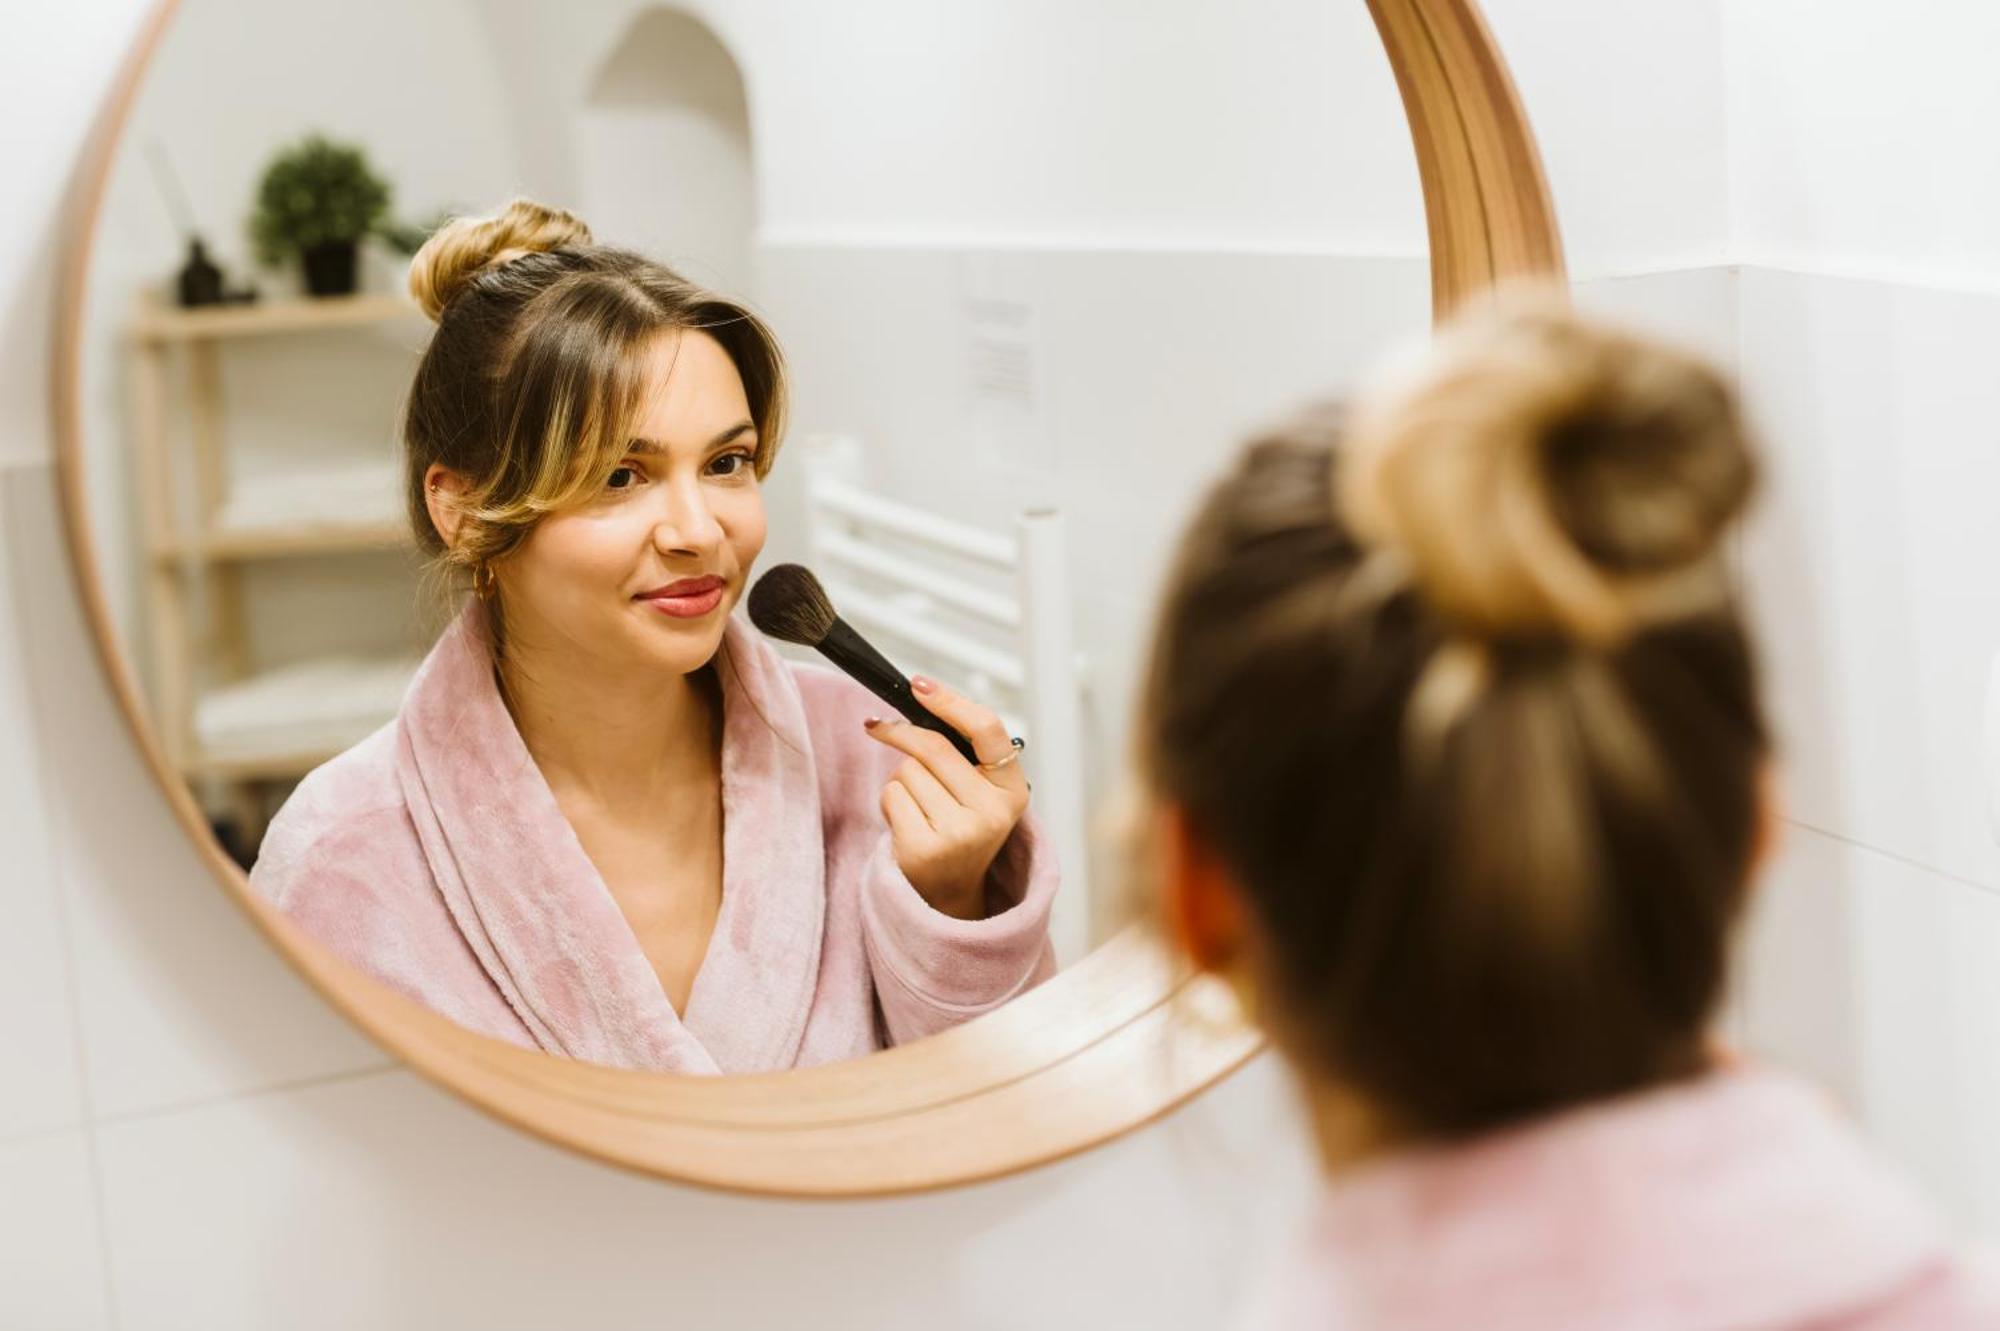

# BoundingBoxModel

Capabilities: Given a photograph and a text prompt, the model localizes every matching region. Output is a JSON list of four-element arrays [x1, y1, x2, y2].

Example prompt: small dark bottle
[[177, 237, 224, 307]]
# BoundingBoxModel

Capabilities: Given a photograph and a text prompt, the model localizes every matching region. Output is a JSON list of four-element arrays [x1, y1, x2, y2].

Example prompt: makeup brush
[[747, 563, 980, 764]]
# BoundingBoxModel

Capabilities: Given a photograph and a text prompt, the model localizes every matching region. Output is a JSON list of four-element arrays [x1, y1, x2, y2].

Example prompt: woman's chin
[[630, 604, 729, 672]]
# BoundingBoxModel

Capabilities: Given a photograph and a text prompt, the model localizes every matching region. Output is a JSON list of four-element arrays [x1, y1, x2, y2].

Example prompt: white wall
[[476, 0, 1430, 253], [1714, 0, 2000, 1235], [1722, 0, 2000, 287], [6, 2, 1998, 1328], [1486, 0, 1733, 276], [578, 9, 755, 292]]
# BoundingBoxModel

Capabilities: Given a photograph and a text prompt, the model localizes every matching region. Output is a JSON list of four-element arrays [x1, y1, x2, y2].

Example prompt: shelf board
[[155, 521, 413, 562], [130, 293, 422, 343]]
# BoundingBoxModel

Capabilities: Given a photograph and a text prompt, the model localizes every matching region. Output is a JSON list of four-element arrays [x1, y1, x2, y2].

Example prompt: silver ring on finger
[[977, 736, 1027, 773]]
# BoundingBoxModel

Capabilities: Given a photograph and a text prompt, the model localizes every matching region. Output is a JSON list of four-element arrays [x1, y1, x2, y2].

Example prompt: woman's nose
[[651, 477, 724, 555]]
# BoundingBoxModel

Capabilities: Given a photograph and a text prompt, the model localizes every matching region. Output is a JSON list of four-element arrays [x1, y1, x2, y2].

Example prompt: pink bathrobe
[[1237, 1066, 1997, 1330], [250, 601, 1057, 1074]]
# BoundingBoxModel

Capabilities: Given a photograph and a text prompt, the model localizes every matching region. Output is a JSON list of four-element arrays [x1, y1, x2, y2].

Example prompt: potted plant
[[248, 134, 392, 297]]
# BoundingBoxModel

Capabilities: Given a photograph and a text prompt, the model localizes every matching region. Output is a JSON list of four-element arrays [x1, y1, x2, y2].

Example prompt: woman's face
[[500, 328, 767, 679]]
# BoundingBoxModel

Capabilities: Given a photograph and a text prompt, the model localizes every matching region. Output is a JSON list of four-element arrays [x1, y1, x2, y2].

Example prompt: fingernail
[[863, 716, 881, 729], [910, 675, 936, 695]]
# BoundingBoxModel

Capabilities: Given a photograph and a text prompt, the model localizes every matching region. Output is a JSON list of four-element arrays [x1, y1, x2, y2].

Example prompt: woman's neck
[[494, 618, 722, 811]]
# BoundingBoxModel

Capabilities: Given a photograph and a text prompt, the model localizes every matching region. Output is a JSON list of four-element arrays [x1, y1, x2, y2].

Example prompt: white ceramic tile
[[1738, 266, 2000, 891], [1485, 0, 1731, 276], [95, 1058, 1311, 1331], [2, 467, 390, 1122], [1733, 820, 1867, 1106], [1573, 265, 1739, 371], [1939, 876, 2000, 1244], [1738, 820, 1999, 1237], [0, 0, 157, 471], [0, 1129, 112, 1331], [0, 464, 86, 1140], [1850, 863, 2000, 1241]]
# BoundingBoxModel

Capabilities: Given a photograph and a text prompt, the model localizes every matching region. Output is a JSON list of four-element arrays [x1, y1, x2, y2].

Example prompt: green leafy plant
[[248, 134, 392, 264]]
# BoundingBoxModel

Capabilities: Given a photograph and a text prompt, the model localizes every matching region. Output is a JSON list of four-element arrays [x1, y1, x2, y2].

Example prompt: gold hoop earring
[[473, 560, 497, 601]]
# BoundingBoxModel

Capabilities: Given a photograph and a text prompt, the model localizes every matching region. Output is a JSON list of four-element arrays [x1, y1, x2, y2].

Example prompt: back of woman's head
[[402, 197, 786, 583], [1139, 296, 1767, 1138]]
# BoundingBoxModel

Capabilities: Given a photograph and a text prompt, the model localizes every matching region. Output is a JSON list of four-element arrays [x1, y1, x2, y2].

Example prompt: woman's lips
[[637, 576, 726, 619]]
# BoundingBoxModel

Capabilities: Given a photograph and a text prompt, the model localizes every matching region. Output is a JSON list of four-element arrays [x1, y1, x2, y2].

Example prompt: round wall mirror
[[53, 0, 1562, 1194]]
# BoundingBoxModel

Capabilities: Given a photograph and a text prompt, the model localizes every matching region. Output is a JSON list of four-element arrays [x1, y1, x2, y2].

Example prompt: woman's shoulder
[[250, 720, 419, 909]]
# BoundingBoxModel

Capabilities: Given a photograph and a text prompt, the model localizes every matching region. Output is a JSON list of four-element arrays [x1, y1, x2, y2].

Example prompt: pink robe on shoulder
[[1237, 1066, 1998, 1330], [249, 601, 1057, 1074]]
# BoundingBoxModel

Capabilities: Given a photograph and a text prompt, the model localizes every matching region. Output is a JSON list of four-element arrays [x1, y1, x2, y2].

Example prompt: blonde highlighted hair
[[1139, 294, 1767, 1137], [402, 197, 787, 586]]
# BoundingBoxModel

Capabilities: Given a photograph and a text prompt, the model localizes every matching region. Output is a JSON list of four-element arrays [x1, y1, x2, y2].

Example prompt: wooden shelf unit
[[129, 291, 418, 342], [153, 519, 412, 563], [125, 292, 427, 826]]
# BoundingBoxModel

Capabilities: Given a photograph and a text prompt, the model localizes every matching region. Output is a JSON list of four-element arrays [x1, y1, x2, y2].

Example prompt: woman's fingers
[[890, 757, 961, 829], [880, 777, 980, 920], [909, 675, 1016, 767], [867, 684, 1032, 920], [880, 778, 934, 844], [864, 714, 1006, 808]]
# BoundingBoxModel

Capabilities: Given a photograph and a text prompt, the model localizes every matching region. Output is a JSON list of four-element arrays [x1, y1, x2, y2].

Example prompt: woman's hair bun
[[1337, 292, 1757, 647], [407, 197, 594, 321]]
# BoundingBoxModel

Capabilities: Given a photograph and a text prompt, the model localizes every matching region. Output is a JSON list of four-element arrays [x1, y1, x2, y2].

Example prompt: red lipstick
[[636, 575, 726, 619]]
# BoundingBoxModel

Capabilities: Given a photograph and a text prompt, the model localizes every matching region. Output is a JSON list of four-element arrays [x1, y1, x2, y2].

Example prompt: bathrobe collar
[[392, 599, 827, 1073], [1269, 1067, 1951, 1331]]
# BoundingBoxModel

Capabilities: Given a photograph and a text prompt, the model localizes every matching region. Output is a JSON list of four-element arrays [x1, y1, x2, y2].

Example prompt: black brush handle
[[816, 618, 980, 764]]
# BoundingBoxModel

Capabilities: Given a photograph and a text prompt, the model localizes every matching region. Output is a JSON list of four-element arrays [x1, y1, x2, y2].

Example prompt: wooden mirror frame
[[50, 0, 1564, 1197]]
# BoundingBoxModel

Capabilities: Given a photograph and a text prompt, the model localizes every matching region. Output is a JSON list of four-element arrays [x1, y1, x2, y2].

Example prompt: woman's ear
[[1158, 802, 1248, 977], [423, 465, 471, 550]]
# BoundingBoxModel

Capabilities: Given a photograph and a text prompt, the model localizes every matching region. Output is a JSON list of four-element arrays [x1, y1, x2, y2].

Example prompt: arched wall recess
[[579, 8, 756, 293], [50, 0, 1564, 1197]]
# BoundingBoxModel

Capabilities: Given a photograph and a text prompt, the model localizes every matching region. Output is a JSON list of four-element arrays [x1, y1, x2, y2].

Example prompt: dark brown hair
[[402, 198, 787, 582], [1138, 298, 1768, 1139]]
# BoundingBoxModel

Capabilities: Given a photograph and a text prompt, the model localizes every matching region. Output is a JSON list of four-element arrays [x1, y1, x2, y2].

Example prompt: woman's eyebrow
[[626, 421, 756, 455]]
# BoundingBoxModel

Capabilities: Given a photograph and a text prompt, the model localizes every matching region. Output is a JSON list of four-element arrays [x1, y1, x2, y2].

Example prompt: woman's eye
[[709, 452, 753, 478], [606, 465, 640, 491]]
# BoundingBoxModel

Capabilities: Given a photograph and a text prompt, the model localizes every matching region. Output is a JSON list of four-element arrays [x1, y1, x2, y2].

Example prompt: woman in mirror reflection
[[1139, 299, 1994, 1328], [250, 199, 1057, 1074]]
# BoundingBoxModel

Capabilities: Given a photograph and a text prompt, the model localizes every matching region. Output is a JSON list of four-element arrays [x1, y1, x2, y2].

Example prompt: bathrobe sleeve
[[790, 663, 1059, 1045]]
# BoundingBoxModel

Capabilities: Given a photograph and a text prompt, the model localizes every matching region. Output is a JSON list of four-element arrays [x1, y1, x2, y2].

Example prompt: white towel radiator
[[798, 435, 1093, 963]]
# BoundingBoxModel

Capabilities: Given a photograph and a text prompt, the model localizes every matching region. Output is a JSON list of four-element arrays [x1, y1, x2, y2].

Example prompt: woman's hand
[[863, 675, 1031, 920]]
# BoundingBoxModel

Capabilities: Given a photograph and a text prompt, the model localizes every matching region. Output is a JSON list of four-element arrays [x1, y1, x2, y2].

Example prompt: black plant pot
[[299, 239, 359, 297]]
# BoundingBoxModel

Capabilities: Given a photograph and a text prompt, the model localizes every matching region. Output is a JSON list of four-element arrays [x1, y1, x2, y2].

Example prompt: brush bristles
[[747, 563, 838, 646]]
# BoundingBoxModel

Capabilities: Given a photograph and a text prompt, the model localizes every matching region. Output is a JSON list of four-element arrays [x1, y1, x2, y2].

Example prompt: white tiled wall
[[1740, 820, 2000, 1234], [0, 475, 85, 1143], [1730, 264, 2000, 1238], [82, 1062, 1305, 1331], [1739, 269, 2000, 892], [0, 1130, 110, 1330]]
